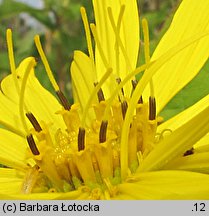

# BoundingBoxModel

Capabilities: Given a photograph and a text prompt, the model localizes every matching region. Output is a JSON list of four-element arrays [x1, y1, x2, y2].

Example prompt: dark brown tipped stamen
[[94, 82, 105, 102], [131, 79, 138, 89], [56, 90, 71, 110], [121, 101, 128, 119], [116, 77, 124, 96], [78, 127, 85, 151], [138, 96, 143, 104], [99, 120, 108, 143], [26, 134, 40, 155], [184, 148, 194, 156], [26, 112, 42, 132], [149, 96, 156, 120], [131, 80, 143, 104]]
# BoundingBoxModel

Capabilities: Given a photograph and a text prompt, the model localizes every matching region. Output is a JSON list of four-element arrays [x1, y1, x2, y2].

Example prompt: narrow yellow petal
[[118, 170, 209, 199], [164, 152, 209, 174], [92, 0, 139, 94], [158, 93, 209, 133], [144, 0, 209, 112], [71, 51, 96, 111], [194, 133, 209, 150], [0, 168, 25, 195], [121, 30, 209, 179], [1, 57, 66, 133], [0, 93, 25, 136], [137, 103, 209, 172], [0, 190, 84, 200], [0, 129, 28, 169], [0, 168, 24, 179]]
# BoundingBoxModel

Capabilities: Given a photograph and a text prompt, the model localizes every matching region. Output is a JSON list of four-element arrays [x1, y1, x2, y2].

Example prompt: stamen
[[142, 18, 155, 97], [184, 148, 194, 156], [6, 29, 19, 94], [26, 134, 40, 155], [131, 80, 143, 104], [121, 101, 128, 119], [103, 63, 148, 121], [120, 30, 209, 180], [90, 24, 109, 69], [78, 127, 85, 151], [80, 7, 94, 63], [19, 58, 37, 133], [56, 90, 71, 110], [26, 112, 42, 132], [116, 78, 124, 96], [81, 68, 112, 127], [34, 35, 60, 92], [21, 165, 39, 194], [149, 96, 156, 120], [94, 82, 105, 102], [107, 6, 133, 73], [115, 4, 125, 76], [99, 120, 108, 143]]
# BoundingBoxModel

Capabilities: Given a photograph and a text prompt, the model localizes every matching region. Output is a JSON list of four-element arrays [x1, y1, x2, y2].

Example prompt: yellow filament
[[6, 29, 20, 94], [80, 7, 94, 63], [81, 68, 113, 127], [115, 5, 125, 77], [34, 35, 60, 92], [19, 58, 37, 133], [103, 63, 149, 121], [142, 18, 154, 97], [0, 120, 25, 137], [107, 6, 133, 73], [90, 24, 109, 69], [120, 29, 209, 180]]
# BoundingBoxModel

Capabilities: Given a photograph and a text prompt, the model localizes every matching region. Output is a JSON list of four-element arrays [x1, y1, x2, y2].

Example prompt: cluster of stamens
[[5, 6, 161, 198], [24, 79, 158, 198]]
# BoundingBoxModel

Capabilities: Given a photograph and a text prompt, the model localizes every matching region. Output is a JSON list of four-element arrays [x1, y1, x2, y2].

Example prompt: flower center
[[23, 81, 159, 198]]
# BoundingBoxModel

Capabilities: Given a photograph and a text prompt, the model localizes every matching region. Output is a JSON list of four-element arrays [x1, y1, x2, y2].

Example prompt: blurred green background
[[0, 0, 209, 121]]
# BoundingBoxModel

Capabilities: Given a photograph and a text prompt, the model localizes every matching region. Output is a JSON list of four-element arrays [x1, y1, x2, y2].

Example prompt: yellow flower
[[0, 0, 209, 199]]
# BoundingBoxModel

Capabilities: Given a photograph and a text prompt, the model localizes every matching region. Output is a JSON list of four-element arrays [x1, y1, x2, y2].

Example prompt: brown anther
[[121, 101, 128, 119], [116, 77, 124, 96], [56, 90, 71, 110], [26, 134, 40, 155], [131, 79, 138, 89], [183, 148, 194, 156], [78, 127, 85, 151], [94, 82, 105, 102], [26, 112, 42, 132], [131, 80, 143, 104], [99, 120, 108, 143], [149, 96, 156, 120]]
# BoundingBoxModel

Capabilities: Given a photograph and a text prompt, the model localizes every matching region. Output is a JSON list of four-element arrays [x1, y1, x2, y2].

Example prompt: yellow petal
[[0, 129, 28, 169], [92, 0, 139, 95], [164, 152, 209, 174], [0, 168, 25, 195], [71, 51, 96, 110], [158, 93, 209, 132], [0, 93, 25, 136], [117, 170, 209, 199], [194, 133, 209, 150], [1, 57, 65, 133], [0, 169, 86, 200], [144, 0, 209, 112], [121, 30, 209, 179], [137, 102, 209, 172], [0, 189, 85, 200]]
